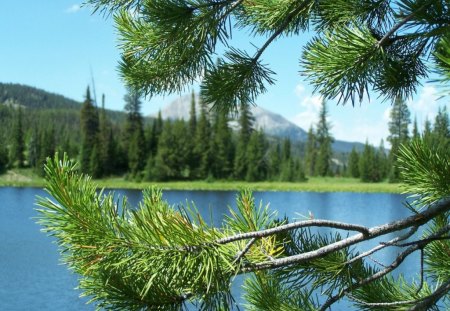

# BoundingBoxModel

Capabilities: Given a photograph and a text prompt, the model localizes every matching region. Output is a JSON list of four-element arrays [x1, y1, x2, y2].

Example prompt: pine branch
[[242, 198, 450, 271], [319, 224, 450, 311]]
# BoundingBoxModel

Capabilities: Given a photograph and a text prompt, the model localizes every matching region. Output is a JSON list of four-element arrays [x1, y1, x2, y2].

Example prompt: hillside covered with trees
[[1, 82, 449, 183]]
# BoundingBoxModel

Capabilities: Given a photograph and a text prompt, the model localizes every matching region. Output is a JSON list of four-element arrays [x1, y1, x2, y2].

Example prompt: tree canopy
[[37, 1, 450, 310], [88, 0, 450, 109]]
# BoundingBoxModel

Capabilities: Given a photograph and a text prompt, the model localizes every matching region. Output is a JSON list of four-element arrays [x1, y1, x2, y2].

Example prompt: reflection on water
[[1, 187, 417, 310]]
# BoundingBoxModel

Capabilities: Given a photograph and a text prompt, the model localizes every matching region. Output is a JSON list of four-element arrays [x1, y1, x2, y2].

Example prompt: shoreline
[[0, 170, 403, 193]]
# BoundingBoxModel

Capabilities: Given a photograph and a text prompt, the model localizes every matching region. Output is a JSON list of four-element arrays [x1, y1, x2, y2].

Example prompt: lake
[[0, 187, 418, 310]]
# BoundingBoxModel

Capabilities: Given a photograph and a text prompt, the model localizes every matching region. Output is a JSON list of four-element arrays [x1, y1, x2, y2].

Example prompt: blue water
[[0, 187, 415, 310]]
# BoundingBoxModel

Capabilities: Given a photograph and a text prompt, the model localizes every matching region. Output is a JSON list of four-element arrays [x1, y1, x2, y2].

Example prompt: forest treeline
[[0, 83, 449, 183]]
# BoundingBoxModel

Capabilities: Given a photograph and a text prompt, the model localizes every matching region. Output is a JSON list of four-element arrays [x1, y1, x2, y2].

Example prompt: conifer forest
[[1, 82, 448, 183]]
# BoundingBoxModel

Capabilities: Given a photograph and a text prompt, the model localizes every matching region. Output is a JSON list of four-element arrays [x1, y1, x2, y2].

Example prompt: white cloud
[[408, 85, 440, 128], [65, 4, 82, 13], [290, 83, 323, 130]]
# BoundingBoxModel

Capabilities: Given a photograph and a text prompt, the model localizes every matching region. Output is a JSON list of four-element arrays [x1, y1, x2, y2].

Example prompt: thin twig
[[345, 226, 418, 266], [253, 1, 312, 61], [376, 1, 432, 47]]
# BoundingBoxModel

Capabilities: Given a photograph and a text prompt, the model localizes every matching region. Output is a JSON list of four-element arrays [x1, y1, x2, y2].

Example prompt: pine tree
[[315, 101, 334, 177], [234, 103, 254, 180], [193, 99, 212, 179], [377, 139, 389, 180], [189, 90, 197, 137], [432, 105, 450, 146], [387, 97, 410, 182], [97, 94, 114, 177], [28, 125, 40, 170], [423, 117, 433, 143], [36, 126, 56, 176], [0, 143, 8, 174], [304, 125, 317, 176], [151, 121, 190, 180], [123, 88, 146, 178], [212, 108, 234, 179], [347, 147, 360, 178], [40, 1, 450, 309], [187, 91, 198, 176], [359, 141, 376, 182], [267, 143, 281, 180], [245, 129, 267, 182], [412, 115, 420, 139], [10, 107, 25, 168], [79, 86, 99, 174]]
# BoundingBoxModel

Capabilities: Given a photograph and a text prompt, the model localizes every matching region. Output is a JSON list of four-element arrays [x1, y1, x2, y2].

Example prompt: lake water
[[0, 187, 418, 310]]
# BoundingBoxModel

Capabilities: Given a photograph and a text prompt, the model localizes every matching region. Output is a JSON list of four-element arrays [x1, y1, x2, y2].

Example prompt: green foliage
[[347, 147, 360, 178], [80, 87, 100, 174], [398, 138, 450, 206], [9, 107, 25, 168], [388, 97, 411, 182], [37, 146, 450, 310], [37, 155, 289, 310], [0, 143, 8, 174], [37, 1, 450, 309]]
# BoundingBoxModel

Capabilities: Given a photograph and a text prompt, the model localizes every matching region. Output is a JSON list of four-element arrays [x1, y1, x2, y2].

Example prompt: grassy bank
[[0, 169, 403, 193]]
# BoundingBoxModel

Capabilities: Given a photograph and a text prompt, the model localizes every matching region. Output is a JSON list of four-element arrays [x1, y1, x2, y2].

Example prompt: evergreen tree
[[245, 129, 267, 182], [234, 103, 254, 180], [36, 126, 56, 176], [187, 91, 198, 175], [387, 97, 410, 182], [193, 99, 212, 179], [28, 125, 40, 169], [10, 107, 25, 168], [40, 1, 450, 309], [432, 105, 450, 146], [304, 125, 317, 176], [267, 143, 281, 180], [123, 88, 146, 177], [0, 143, 8, 174], [423, 117, 433, 143], [212, 108, 234, 179], [79, 87, 99, 174], [97, 94, 114, 177], [359, 141, 376, 182], [347, 147, 360, 178], [189, 90, 197, 137], [279, 138, 293, 181], [146, 112, 163, 158], [412, 115, 420, 139], [315, 101, 334, 177], [377, 139, 389, 180], [151, 121, 190, 180]]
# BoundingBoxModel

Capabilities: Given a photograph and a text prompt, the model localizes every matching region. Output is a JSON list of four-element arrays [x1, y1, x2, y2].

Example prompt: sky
[[1, 2, 447, 145]]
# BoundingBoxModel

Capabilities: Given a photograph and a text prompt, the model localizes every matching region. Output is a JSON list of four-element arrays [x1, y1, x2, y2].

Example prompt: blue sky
[[1, 2, 447, 145]]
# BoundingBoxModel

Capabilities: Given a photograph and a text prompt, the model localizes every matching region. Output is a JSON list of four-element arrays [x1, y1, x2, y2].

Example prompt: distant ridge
[[156, 94, 364, 153], [0, 82, 81, 109]]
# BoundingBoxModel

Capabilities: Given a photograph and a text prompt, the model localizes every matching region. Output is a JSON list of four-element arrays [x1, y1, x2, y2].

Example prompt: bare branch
[[345, 225, 419, 266]]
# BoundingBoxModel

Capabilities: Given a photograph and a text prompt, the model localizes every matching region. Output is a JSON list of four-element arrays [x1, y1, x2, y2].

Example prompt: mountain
[[0, 82, 131, 124], [155, 95, 364, 153]]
